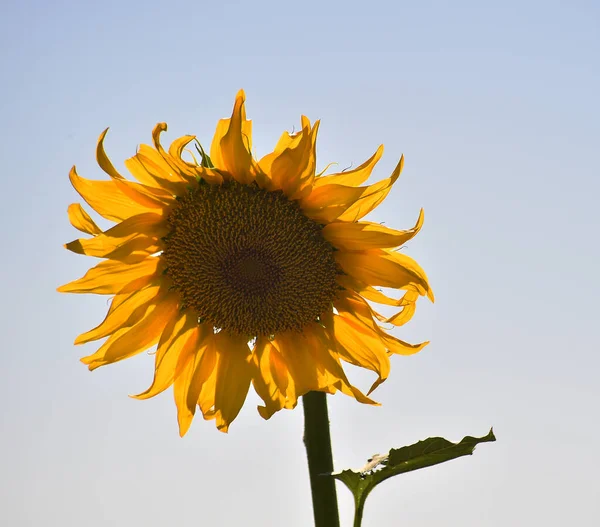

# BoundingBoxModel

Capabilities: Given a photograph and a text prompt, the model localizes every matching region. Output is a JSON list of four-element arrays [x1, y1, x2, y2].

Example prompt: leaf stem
[[353, 497, 366, 527], [302, 391, 340, 527]]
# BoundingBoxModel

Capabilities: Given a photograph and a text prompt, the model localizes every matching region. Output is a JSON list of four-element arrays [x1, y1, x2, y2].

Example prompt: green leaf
[[194, 141, 215, 168], [332, 428, 496, 527]]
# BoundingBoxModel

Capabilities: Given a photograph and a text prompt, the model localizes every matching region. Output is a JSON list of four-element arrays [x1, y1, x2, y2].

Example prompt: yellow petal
[[323, 209, 424, 251], [345, 279, 420, 326], [210, 90, 254, 184], [173, 330, 200, 437], [252, 337, 297, 420], [272, 127, 305, 154], [81, 292, 179, 370], [96, 128, 126, 180], [75, 280, 161, 344], [97, 274, 156, 318], [186, 329, 218, 419], [57, 257, 161, 295], [259, 119, 320, 199], [330, 315, 391, 394], [172, 324, 218, 436], [65, 212, 167, 260], [381, 332, 429, 356], [306, 324, 378, 405], [336, 155, 403, 222], [213, 332, 252, 432], [314, 145, 383, 187], [300, 184, 366, 222], [68, 166, 151, 222], [98, 128, 174, 209], [335, 248, 433, 300], [67, 203, 102, 235], [132, 311, 201, 400], [272, 331, 331, 397], [151, 123, 198, 185], [335, 289, 428, 356], [197, 354, 219, 420], [301, 154, 400, 223], [125, 148, 190, 196], [339, 274, 413, 305], [385, 300, 417, 326], [166, 135, 200, 178]]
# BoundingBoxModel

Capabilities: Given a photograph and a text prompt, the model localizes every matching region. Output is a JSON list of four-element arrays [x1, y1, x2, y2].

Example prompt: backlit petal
[[336, 156, 403, 222], [314, 145, 383, 187], [335, 289, 428, 356], [336, 248, 433, 300], [173, 323, 216, 436], [323, 209, 424, 251], [57, 257, 161, 295], [339, 276, 421, 326], [81, 292, 178, 370], [132, 310, 201, 400], [67, 203, 102, 235], [272, 331, 331, 397], [68, 166, 151, 222], [98, 128, 174, 209], [300, 183, 366, 222], [65, 212, 167, 259], [211, 90, 254, 184], [259, 118, 320, 199], [330, 315, 391, 394], [75, 281, 161, 344], [213, 332, 252, 432], [125, 150, 189, 195], [306, 324, 378, 405], [252, 337, 297, 419], [300, 157, 401, 223]]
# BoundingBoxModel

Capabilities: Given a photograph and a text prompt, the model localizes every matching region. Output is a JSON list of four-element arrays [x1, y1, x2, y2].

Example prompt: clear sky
[[2, 0, 599, 525]]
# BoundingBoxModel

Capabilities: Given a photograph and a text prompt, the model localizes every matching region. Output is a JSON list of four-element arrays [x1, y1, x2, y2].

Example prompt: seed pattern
[[163, 179, 340, 336]]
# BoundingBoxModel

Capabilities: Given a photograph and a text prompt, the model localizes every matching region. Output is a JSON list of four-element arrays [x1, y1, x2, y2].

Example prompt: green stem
[[302, 391, 340, 527], [353, 497, 366, 527]]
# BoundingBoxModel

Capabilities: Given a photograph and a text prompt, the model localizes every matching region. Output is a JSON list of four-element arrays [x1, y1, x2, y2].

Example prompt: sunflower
[[58, 91, 433, 435]]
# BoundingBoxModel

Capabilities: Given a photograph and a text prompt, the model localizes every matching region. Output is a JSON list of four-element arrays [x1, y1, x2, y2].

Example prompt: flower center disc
[[163, 180, 340, 336]]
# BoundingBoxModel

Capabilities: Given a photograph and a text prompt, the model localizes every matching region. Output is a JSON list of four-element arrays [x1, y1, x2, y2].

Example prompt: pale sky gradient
[[2, 0, 599, 525]]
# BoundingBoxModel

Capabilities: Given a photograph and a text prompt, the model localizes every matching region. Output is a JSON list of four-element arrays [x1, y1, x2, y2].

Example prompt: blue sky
[[2, 0, 599, 525]]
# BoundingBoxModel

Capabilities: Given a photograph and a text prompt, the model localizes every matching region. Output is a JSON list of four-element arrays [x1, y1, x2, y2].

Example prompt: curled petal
[[336, 248, 433, 300], [323, 209, 424, 251], [300, 184, 366, 222], [335, 290, 428, 356], [314, 145, 383, 187], [252, 338, 297, 420], [67, 203, 103, 235], [68, 166, 151, 222], [305, 324, 378, 405], [340, 276, 421, 326], [329, 314, 391, 394], [300, 157, 401, 222], [98, 128, 174, 209], [337, 155, 403, 222], [125, 149, 189, 195]]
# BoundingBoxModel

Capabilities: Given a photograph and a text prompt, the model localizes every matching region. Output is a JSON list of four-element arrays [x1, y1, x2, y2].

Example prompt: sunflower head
[[58, 90, 433, 435]]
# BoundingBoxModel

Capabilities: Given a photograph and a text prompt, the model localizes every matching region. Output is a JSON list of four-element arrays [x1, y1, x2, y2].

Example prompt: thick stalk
[[302, 391, 340, 527]]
